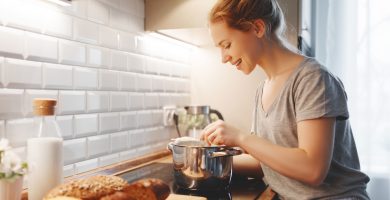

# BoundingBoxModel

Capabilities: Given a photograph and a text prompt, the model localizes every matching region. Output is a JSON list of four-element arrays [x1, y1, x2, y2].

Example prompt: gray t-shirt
[[251, 57, 370, 200]]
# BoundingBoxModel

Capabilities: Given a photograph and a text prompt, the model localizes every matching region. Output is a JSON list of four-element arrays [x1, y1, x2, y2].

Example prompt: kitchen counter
[[117, 155, 269, 200], [21, 151, 273, 200]]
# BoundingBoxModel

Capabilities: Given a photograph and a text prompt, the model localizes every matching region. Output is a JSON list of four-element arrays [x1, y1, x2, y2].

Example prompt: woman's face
[[209, 20, 262, 75]]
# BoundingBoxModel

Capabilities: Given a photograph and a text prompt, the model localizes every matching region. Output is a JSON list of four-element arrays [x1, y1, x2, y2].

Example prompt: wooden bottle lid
[[33, 98, 57, 116]]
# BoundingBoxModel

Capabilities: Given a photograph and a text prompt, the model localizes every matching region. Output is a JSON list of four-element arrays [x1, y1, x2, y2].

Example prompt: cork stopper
[[33, 98, 57, 116]]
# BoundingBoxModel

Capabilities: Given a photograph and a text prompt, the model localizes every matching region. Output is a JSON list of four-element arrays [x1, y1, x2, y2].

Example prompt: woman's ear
[[252, 19, 266, 38]]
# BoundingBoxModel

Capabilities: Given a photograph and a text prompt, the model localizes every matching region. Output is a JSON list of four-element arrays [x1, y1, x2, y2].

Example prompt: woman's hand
[[200, 120, 243, 146]]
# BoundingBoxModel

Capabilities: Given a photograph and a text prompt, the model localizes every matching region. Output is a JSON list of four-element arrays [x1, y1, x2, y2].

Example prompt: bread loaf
[[44, 175, 128, 200], [121, 178, 170, 200], [45, 176, 170, 200]]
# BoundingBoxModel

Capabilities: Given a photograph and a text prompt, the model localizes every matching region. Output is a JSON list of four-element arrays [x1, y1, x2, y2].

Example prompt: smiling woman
[[200, 0, 371, 199]]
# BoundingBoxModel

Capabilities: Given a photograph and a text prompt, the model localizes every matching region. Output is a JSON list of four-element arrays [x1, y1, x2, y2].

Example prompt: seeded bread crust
[[45, 176, 170, 200], [44, 175, 128, 200]]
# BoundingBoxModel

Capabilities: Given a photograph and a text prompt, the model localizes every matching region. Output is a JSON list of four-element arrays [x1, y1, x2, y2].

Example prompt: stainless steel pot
[[167, 140, 241, 191]]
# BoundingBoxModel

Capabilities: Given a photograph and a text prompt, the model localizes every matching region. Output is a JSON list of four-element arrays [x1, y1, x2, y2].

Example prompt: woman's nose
[[221, 51, 232, 63]]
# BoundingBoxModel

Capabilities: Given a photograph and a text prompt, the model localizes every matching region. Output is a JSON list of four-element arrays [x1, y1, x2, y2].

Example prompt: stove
[[118, 162, 266, 200]]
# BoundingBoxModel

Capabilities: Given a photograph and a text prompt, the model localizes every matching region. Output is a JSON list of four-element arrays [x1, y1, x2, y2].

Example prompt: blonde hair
[[209, 0, 287, 44]]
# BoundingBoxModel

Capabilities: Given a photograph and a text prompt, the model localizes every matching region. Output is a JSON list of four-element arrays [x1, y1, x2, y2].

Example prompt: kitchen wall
[[0, 0, 191, 177]]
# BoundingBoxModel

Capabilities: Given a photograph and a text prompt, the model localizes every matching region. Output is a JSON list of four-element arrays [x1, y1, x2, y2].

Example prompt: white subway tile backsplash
[[152, 111, 163, 126], [120, 111, 137, 130], [99, 70, 118, 90], [87, 46, 111, 68], [159, 61, 172, 76], [129, 93, 144, 110], [99, 26, 118, 49], [0, 57, 3, 87], [142, 128, 154, 144], [43, 63, 73, 89], [87, 91, 109, 113], [99, 113, 120, 134], [73, 18, 99, 44], [136, 0, 145, 18], [136, 74, 152, 92], [5, 118, 36, 147], [88, 0, 110, 25], [74, 114, 98, 137], [119, 72, 136, 91], [59, 40, 86, 66], [56, 115, 73, 139], [119, 0, 135, 15], [119, 32, 137, 52], [3, 58, 41, 89], [110, 92, 128, 111], [87, 134, 110, 158], [110, 8, 128, 31], [99, 153, 120, 167], [144, 94, 159, 109], [68, 0, 87, 19], [24, 90, 58, 116], [119, 149, 137, 161], [111, 51, 127, 71], [137, 145, 153, 157], [127, 53, 144, 73], [0, 0, 188, 174], [0, 121, 5, 138], [129, 129, 144, 148], [4, 1, 43, 33], [58, 91, 86, 115], [74, 67, 98, 90], [137, 110, 152, 128], [44, 11, 73, 39], [111, 131, 128, 153], [63, 138, 87, 165], [170, 63, 180, 77], [63, 164, 75, 177], [0, 26, 24, 59], [151, 76, 165, 92], [99, 0, 120, 10], [177, 79, 190, 93], [75, 158, 98, 174], [127, 14, 143, 33], [0, 89, 24, 119], [26, 32, 58, 62], [159, 93, 172, 107], [165, 78, 176, 92]]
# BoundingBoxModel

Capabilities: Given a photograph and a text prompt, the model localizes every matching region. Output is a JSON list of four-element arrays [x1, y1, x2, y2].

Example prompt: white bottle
[[27, 98, 63, 200]]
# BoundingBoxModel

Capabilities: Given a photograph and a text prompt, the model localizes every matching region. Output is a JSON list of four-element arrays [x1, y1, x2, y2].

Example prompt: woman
[[201, 0, 370, 199]]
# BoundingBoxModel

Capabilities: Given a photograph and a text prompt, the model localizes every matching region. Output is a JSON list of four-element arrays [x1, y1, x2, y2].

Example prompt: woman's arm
[[203, 118, 335, 186], [233, 153, 263, 179], [238, 117, 335, 186]]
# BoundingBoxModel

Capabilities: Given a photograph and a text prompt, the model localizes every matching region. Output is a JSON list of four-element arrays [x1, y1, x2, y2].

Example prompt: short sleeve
[[294, 68, 349, 122]]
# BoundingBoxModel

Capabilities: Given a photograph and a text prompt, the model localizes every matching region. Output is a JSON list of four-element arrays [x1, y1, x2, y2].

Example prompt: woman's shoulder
[[295, 57, 337, 81]]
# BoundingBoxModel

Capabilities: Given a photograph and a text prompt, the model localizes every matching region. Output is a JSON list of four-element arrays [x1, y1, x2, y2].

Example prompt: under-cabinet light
[[46, 0, 72, 7]]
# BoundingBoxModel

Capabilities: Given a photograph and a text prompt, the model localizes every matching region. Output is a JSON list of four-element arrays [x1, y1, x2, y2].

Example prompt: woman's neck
[[257, 43, 304, 81]]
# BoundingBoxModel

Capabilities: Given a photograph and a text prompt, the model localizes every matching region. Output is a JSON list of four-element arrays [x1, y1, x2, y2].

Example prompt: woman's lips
[[234, 59, 242, 69]]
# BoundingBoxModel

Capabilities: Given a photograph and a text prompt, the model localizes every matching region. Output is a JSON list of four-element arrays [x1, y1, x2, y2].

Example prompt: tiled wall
[[0, 0, 191, 177]]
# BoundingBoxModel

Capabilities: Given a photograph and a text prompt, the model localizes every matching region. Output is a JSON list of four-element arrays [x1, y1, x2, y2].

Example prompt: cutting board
[[167, 194, 207, 200]]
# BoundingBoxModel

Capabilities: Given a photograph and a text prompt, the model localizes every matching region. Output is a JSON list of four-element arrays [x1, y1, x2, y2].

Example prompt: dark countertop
[[117, 156, 268, 200]]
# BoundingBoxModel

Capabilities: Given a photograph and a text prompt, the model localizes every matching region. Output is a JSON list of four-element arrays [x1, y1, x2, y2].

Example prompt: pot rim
[[169, 141, 238, 150]]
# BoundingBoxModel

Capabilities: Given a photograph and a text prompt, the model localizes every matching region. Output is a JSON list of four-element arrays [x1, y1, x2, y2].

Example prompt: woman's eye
[[224, 44, 231, 49]]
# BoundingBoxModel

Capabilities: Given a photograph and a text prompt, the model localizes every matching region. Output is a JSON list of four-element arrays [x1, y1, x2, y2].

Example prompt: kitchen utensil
[[167, 139, 241, 191]]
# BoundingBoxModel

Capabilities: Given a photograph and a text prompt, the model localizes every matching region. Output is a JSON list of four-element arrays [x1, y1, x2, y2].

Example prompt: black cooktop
[[118, 162, 266, 200]]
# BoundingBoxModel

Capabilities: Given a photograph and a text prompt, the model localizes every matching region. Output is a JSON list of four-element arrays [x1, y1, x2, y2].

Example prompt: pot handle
[[167, 142, 174, 152], [209, 148, 242, 158]]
